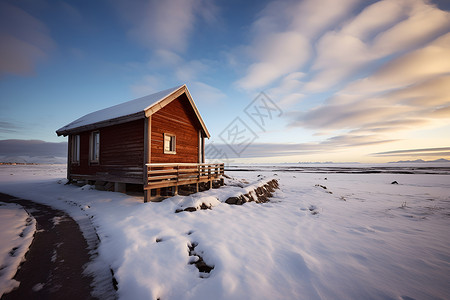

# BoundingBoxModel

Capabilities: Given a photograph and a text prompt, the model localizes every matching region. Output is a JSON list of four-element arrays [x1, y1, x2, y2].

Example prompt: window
[[164, 133, 176, 154], [90, 131, 100, 163], [72, 135, 80, 164]]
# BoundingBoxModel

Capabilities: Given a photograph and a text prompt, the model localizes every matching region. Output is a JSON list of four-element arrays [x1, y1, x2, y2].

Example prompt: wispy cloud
[[0, 2, 55, 76], [232, 0, 450, 160], [236, 0, 359, 90], [116, 0, 225, 103], [115, 0, 218, 53], [0, 121, 21, 134], [209, 135, 396, 159], [190, 82, 226, 104], [291, 32, 450, 134], [306, 0, 450, 92], [371, 147, 450, 157]]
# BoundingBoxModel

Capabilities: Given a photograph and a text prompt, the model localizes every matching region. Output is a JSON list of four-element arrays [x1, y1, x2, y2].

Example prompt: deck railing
[[145, 163, 224, 189]]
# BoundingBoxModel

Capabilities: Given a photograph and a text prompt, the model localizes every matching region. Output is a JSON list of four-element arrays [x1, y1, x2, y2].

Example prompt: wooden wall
[[69, 119, 145, 184], [67, 93, 204, 184], [150, 93, 201, 163]]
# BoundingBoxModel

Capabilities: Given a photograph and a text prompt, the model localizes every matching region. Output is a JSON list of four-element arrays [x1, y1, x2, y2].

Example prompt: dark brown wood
[[69, 119, 145, 184]]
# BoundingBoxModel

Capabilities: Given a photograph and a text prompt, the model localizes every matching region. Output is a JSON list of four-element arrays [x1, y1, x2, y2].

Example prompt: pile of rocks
[[225, 179, 279, 205]]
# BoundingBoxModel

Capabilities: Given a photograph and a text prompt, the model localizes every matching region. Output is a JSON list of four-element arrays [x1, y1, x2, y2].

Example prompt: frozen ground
[[0, 164, 449, 300], [0, 201, 36, 297]]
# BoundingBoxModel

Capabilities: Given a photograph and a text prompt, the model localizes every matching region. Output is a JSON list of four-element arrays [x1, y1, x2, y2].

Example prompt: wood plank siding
[[69, 119, 145, 184], [150, 93, 202, 164]]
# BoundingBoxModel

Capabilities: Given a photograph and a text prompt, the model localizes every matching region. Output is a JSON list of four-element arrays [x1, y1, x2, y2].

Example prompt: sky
[[1, 0, 449, 163]]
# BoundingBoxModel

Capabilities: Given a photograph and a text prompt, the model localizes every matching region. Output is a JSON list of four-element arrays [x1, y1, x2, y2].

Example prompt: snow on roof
[[56, 85, 183, 135]]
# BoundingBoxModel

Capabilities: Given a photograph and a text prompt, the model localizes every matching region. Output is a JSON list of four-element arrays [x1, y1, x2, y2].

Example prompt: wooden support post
[[208, 180, 212, 190], [67, 135, 72, 181], [144, 189, 151, 203], [195, 183, 199, 193], [174, 185, 178, 196], [143, 117, 151, 203]]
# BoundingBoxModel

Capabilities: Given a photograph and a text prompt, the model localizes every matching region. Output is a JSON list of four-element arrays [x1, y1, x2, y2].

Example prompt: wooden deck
[[144, 163, 224, 202]]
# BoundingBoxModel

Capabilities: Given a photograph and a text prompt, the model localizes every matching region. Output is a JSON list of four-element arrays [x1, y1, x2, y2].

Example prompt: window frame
[[89, 131, 100, 164], [71, 134, 80, 164], [163, 133, 176, 154]]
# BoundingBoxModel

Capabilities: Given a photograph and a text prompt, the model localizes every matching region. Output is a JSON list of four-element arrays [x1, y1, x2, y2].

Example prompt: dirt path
[[0, 193, 107, 300]]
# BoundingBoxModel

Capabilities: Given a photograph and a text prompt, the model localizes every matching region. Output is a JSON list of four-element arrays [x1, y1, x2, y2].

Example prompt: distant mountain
[[297, 161, 360, 164], [389, 158, 450, 163]]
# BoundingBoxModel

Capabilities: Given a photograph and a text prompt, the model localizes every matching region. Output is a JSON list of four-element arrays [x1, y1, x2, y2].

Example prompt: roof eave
[[56, 111, 145, 136]]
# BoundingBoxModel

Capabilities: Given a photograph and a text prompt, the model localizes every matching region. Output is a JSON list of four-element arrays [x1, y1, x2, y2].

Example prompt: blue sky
[[1, 0, 449, 163]]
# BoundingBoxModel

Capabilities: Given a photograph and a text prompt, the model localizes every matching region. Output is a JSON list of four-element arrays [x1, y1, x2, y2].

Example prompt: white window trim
[[72, 134, 80, 164], [164, 133, 176, 154], [89, 131, 100, 163]]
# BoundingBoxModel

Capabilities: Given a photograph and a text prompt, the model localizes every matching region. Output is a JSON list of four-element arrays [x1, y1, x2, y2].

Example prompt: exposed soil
[[0, 193, 101, 300]]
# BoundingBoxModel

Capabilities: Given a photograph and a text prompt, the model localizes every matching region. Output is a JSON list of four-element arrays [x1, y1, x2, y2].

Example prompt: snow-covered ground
[[0, 201, 36, 297], [0, 164, 449, 299]]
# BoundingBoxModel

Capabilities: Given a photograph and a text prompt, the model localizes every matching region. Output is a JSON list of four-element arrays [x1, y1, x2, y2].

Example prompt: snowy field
[[0, 164, 449, 300], [0, 201, 36, 297]]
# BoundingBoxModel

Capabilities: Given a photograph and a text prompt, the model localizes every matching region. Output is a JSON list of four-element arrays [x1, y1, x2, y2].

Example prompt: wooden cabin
[[56, 85, 224, 202]]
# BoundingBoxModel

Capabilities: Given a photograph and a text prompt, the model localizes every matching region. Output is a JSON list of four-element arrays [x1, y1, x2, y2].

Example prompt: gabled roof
[[56, 85, 210, 138]]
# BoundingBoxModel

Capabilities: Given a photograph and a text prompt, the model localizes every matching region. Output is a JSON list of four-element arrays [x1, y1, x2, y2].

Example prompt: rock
[[391, 181, 398, 184], [225, 179, 279, 205], [225, 197, 238, 204]]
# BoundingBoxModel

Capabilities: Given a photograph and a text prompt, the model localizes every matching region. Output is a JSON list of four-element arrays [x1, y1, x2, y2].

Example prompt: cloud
[[287, 0, 359, 38], [386, 75, 450, 107], [345, 32, 450, 95], [235, 0, 358, 91], [290, 30, 450, 142], [190, 82, 226, 104], [371, 147, 450, 157], [118, 1, 221, 101], [305, 0, 450, 92], [289, 97, 415, 130], [235, 0, 450, 94], [130, 75, 166, 97], [237, 32, 311, 90], [175, 60, 209, 82], [207, 134, 396, 159], [0, 139, 67, 157], [0, 121, 21, 134], [372, 0, 450, 55], [115, 0, 218, 53], [0, 2, 54, 76]]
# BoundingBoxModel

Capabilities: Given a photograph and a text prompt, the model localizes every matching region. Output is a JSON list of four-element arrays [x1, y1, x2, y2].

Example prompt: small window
[[72, 135, 80, 164], [90, 131, 100, 163], [164, 133, 176, 154]]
